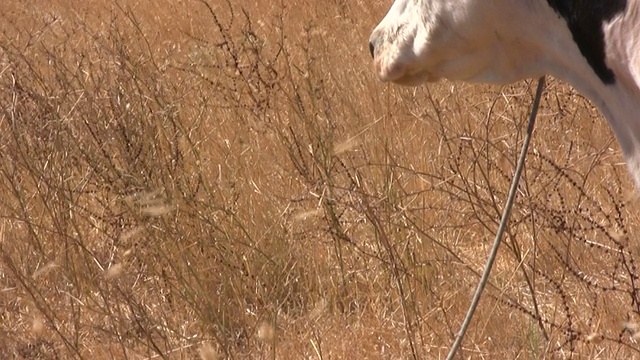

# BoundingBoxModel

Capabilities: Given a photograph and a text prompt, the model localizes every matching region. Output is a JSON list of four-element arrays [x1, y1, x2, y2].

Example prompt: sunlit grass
[[1, 0, 639, 358]]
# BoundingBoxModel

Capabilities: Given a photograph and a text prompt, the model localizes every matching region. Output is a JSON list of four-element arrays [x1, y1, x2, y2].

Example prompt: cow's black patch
[[546, 0, 627, 84]]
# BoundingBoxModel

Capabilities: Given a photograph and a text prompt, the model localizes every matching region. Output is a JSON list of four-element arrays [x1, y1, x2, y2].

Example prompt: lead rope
[[445, 76, 546, 360]]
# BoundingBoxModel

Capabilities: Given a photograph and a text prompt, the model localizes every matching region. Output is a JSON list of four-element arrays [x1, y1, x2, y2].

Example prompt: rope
[[445, 76, 547, 360]]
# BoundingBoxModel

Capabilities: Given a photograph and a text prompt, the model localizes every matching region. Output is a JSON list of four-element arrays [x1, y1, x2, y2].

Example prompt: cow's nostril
[[369, 41, 375, 58]]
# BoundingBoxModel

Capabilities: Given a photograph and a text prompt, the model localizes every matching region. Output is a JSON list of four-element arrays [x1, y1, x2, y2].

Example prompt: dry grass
[[1, 0, 640, 359]]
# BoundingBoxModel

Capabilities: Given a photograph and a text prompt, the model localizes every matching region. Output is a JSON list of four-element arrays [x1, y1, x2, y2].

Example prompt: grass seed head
[[292, 208, 323, 221], [257, 321, 275, 341], [333, 138, 359, 155], [585, 332, 603, 344], [199, 342, 218, 360], [120, 226, 144, 242], [141, 204, 175, 217], [624, 321, 640, 337], [105, 263, 124, 280], [309, 298, 328, 321], [32, 261, 58, 279], [31, 317, 44, 335]]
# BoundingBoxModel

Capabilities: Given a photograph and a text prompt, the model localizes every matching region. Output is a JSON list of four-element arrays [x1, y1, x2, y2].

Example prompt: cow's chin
[[374, 56, 439, 85], [389, 69, 438, 86]]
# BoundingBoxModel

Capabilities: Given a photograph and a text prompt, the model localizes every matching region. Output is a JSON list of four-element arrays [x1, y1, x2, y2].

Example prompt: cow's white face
[[369, 0, 527, 85]]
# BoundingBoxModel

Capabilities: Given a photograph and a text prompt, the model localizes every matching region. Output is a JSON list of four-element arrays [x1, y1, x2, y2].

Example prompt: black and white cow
[[369, 0, 640, 188]]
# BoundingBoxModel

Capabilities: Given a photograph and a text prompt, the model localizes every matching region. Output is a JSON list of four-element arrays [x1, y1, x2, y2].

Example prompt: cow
[[369, 0, 640, 188]]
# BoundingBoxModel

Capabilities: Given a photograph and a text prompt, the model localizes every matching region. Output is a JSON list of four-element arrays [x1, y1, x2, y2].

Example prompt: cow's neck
[[531, 0, 640, 187]]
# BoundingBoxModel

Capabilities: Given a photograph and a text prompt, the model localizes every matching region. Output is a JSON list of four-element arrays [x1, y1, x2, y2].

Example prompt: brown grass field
[[2, 0, 640, 359]]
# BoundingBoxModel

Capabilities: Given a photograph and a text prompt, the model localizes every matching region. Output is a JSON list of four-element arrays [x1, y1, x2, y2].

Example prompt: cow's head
[[369, 0, 535, 85], [369, 0, 640, 192]]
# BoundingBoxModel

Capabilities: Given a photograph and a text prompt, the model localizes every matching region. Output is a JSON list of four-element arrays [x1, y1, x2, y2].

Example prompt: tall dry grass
[[1, 0, 639, 359]]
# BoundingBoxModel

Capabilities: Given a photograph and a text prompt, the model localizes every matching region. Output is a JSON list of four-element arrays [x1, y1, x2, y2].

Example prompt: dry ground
[[1, 0, 640, 359]]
